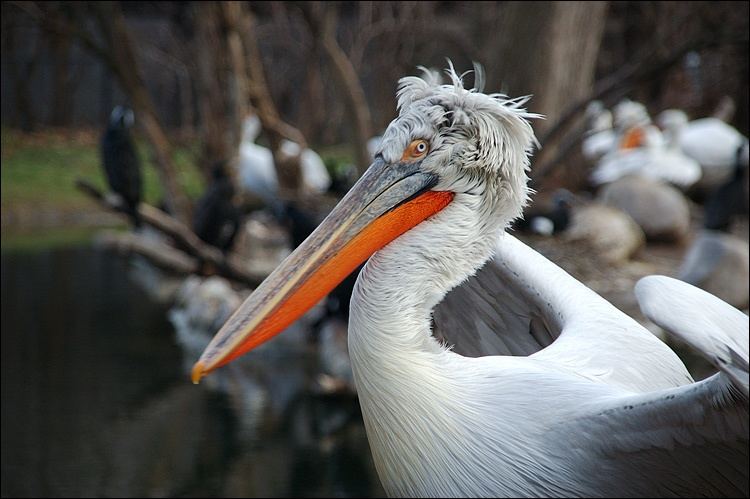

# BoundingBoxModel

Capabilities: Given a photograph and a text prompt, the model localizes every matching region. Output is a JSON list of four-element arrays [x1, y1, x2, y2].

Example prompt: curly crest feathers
[[387, 62, 543, 228]]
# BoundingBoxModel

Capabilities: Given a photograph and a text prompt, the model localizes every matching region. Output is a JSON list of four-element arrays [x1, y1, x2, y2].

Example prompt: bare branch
[[76, 179, 265, 287], [96, 231, 200, 275], [301, 2, 373, 174]]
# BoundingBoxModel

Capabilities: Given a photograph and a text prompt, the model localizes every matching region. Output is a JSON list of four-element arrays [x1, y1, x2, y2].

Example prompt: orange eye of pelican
[[402, 139, 430, 161]]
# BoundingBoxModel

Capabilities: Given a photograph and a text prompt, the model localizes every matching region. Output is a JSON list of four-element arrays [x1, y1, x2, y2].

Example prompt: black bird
[[513, 189, 575, 236], [193, 162, 241, 253], [281, 201, 319, 249], [704, 141, 749, 232], [101, 106, 143, 228]]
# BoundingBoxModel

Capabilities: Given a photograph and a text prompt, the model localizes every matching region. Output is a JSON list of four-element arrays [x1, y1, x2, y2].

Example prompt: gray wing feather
[[560, 276, 749, 497], [635, 275, 749, 395], [434, 253, 558, 357]]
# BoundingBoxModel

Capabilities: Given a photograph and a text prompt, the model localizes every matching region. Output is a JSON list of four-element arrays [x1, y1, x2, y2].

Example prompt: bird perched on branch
[[192, 161, 241, 253], [193, 65, 749, 498], [100, 106, 143, 228]]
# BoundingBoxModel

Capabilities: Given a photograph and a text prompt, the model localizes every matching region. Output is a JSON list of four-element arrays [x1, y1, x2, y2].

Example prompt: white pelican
[[581, 101, 616, 162], [590, 103, 702, 190], [237, 115, 331, 198], [658, 109, 748, 190], [193, 66, 749, 497]]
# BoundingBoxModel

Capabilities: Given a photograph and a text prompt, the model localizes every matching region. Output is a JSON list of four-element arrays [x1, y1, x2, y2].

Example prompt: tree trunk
[[6, 24, 41, 132], [193, 2, 232, 180], [222, 1, 251, 157], [239, 8, 306, 194], [491, 1, 608, 167], [49, 29, 73, 127]]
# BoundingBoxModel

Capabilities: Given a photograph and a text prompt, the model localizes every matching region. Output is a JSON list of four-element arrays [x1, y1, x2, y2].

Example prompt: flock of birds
[[101, 64, 748, 498], [99, 107, 330, 255], [519, 98, 748, 239], [584, 99, 748, 193]]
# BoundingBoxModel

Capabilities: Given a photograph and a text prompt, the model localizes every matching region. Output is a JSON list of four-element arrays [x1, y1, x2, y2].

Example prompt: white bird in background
[[193, 66, 748, 498], [237, 115, 331, 200], [658, 109, 749, 190], [367, 134, 384, 160], [591, 100, 702, 189], [581, 100, 617, 161]]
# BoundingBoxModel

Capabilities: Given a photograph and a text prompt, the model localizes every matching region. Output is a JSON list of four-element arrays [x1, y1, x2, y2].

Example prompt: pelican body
[[193, 66, 749, 497]]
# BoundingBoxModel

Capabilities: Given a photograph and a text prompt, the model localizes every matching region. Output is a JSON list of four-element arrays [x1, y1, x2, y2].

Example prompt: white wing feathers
[[560, 276, 749, 497], [437, 234, 692, 391], [635, 275, 749, 395], [435, 235, 748, 496]]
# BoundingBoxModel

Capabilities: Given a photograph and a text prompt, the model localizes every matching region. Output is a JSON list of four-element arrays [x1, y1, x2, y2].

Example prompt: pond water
[[1, 244, 383, 497]]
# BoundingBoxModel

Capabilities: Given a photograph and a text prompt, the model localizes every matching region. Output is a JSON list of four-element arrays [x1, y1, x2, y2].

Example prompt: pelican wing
[[566, 373, 748, 497], [432, 249, 556, 358], [435, 234, 693, 392], [635, 275, 749, 396], [560, 276, 749, 496]]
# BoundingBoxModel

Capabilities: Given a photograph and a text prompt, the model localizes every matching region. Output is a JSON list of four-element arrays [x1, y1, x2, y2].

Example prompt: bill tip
[[191, 361, 206, 385]]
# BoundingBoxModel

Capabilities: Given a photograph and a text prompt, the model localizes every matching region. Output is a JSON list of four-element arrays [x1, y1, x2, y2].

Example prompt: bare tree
[[301, 1, 373, 174], [1, 12, 42, 131], [489, 1, 609, 168], [237, 5, 309, 194], [192, 2, 234, 178]]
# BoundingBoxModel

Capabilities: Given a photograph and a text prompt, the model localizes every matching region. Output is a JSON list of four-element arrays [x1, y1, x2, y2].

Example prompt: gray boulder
[[598, 175, 691, 242], [678, 230, 749, 309], [565, 203, 645, 263]]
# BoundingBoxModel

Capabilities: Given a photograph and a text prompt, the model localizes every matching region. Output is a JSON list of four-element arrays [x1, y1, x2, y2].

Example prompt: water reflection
[[1, 245, 382, 497]]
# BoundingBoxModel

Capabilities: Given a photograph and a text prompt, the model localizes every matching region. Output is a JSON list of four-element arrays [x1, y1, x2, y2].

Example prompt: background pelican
[[237, 115, 331, 198], [193, 66, 748, 498], [658, 109, 748, 190]]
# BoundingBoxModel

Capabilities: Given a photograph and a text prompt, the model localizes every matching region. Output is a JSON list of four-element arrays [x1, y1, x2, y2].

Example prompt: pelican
[[193, 66, 749, 497], [581, 100, 616, 161], [658, 109, 748, 190], [590, 103, 701, 190], [237, 115, 331, 198]]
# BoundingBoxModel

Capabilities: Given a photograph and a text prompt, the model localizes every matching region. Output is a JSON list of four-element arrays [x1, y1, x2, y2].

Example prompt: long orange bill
[[620, 126, 645, 150], [191, 157, 454, 383]]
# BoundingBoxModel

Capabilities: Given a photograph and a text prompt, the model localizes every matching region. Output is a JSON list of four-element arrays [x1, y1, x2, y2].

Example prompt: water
[[1, 245, 382, 497]]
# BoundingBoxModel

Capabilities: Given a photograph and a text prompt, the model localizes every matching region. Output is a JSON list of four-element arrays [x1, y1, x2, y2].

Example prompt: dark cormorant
[[704, 142, 749, 231], [513, 189, 574, 235], [193, 162, 241, 253], [101, 106, 143, 227]]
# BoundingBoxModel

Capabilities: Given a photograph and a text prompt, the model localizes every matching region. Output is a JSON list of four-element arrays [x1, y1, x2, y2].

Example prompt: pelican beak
[[191, 157, 454, 383], [620, 126, 645, 150]]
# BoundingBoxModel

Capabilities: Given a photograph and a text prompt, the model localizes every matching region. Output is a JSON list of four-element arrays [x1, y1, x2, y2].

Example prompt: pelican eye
[[402, 139, 430, 162]]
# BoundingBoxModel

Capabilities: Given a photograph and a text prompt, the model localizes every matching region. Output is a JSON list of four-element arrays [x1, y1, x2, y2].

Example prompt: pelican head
[[613, 99, 651, 131], [656, 109, 689, 132], [192, 64, 539, 381]]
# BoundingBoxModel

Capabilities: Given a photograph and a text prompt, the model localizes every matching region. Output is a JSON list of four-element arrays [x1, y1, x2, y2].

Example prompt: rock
[[167, 274, 320, 440], [232, 211, 292, 277], [315, 317, 354, 394], [564, 203, 645, 263], [598, 175, 691, 242], [678, 230, 749, 309]]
